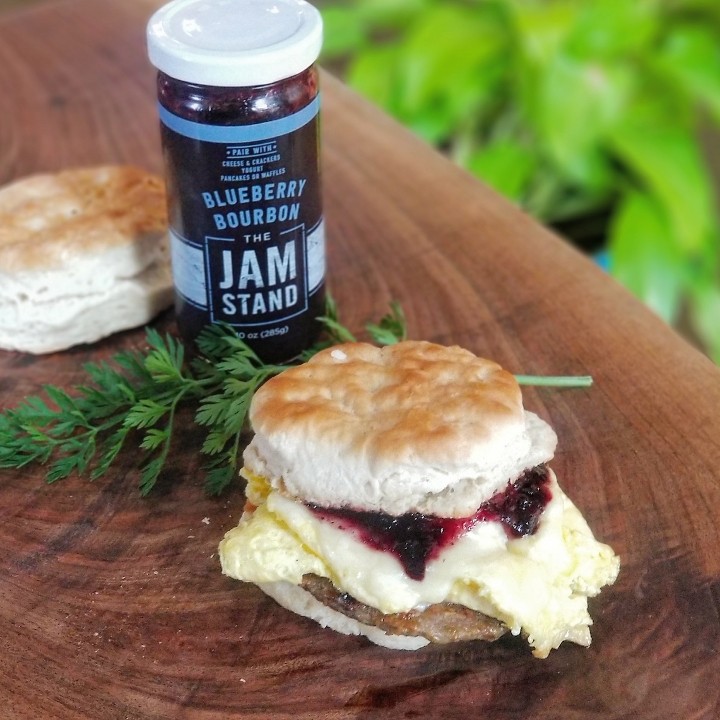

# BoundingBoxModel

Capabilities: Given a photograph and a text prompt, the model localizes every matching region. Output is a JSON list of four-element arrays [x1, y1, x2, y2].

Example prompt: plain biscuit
[[0, 165, 173, 353]]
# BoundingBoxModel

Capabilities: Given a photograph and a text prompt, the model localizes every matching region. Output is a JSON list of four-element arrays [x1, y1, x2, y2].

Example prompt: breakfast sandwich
[[0, 165, 172, 353], [219, 341, 620, 658]]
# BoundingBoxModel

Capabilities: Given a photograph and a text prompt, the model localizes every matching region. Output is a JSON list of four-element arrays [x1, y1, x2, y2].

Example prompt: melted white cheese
[[219, 472, 620, 658]]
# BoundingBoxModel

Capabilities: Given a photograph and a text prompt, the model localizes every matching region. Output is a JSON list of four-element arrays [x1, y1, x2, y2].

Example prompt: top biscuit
[[243, 341, 557, 516], [0, 165, 172, 354], [0, 165, 166, 272]]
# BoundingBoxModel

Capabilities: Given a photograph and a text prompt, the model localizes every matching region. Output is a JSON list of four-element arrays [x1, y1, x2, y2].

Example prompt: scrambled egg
[[219, 472, 620, 658]]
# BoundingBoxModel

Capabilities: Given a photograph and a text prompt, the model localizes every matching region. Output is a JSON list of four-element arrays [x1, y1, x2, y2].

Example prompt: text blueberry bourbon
[[148, 0, 325, 361]]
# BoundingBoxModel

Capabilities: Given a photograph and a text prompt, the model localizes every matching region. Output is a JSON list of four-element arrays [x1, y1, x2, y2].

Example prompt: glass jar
[[147, 0, 325, 362]]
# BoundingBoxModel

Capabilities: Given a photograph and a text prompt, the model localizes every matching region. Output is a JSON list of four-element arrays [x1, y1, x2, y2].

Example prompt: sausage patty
[[300, 574, 508, 644]]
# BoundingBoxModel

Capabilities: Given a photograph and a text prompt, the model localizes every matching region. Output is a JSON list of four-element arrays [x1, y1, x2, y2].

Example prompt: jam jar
[[147, 0, 325, 362]]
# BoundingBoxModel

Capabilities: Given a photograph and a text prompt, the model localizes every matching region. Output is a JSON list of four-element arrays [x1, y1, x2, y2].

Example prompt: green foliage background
[[320, 0, 720, 362]]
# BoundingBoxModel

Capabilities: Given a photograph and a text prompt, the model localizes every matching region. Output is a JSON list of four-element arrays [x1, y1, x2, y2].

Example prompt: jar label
[[159, 97, 324, 333]]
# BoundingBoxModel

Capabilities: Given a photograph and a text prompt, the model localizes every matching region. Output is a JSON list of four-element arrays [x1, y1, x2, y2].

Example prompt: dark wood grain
[[2, 1, 720, 718]]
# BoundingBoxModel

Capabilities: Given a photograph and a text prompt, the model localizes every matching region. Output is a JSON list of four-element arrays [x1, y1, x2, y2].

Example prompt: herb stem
[[514, 375, 593, 388]]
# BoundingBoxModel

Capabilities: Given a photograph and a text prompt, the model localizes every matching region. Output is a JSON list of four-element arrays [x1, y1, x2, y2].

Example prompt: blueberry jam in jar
[[147, 0, 325, 362]]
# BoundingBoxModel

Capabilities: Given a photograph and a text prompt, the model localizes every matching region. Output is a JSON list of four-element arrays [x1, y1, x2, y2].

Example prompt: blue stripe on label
[[158, 95, 320, 143]]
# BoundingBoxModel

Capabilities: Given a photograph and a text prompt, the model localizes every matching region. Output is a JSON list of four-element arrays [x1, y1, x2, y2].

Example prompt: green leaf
[[355, 0, 430, 29], [14, 396, 54, 425], [688, 281, 720, 363], [194, 322, 237, 361], [366, 301, 407, 345], [655, 23, 720, 123], [316, 297, 358, 344], [395, 4, 508, 138], [123, 399, 169, 429], [346, 45, 403, 114], [201, 429, 233, 456], [507, 0, 578, 66], [607, 189, 686, 323], [143, 329, 185, 382], [47, 456, 81, 484], [402, 4, 507, 94], [43, 386, 79, 415], [214, 357, 250, 380], [565, 0, 660, 59], [535, 53, 631, 187], [608, 107, 715, 254], [319, 6, 369, 59], [77, 436, 96, 474], [221, 394, 253, 435], [204, 460, 237, 496], [140, 428, 170, 451], [467, 138, 537, 201], [91, 427, 130, 479], [195, 394, 230, 428], [113, 350, 153, 383], [139, 456, 164, 496], [346, 3, 510, 145]]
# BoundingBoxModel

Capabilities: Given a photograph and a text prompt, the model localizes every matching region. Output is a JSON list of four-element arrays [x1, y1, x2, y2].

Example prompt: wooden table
[[2, 1, 720, 718]]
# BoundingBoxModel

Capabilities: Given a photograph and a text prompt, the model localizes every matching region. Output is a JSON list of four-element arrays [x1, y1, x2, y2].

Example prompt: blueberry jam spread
[[308, 465, 552, 581]]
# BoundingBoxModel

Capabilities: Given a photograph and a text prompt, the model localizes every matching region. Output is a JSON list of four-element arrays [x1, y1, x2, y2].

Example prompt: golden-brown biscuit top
[[251, 340, 522, 464], [0, 165, 166, 272]]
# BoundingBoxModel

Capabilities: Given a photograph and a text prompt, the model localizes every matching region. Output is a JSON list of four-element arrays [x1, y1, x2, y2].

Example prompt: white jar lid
[[147, 0, 323, 87]]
